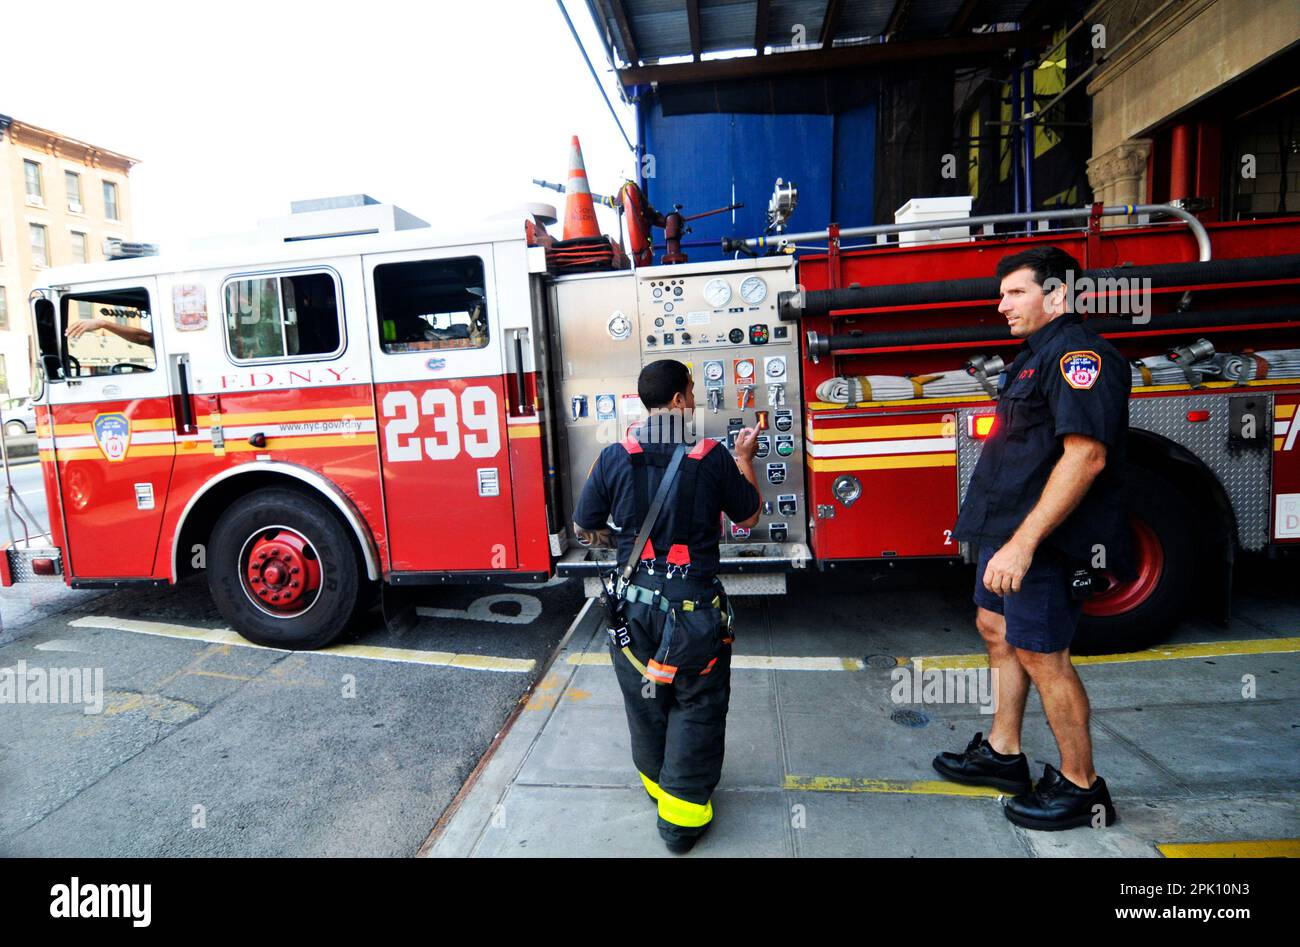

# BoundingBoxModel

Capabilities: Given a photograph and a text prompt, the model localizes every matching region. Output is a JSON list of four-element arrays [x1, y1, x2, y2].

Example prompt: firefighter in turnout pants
[[574, 360, 761, 853], [936, 247, 1130, 830]]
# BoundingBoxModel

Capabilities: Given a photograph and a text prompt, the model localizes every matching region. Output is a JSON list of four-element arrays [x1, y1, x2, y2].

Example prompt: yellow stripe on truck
[[810, 454, 956, 472]]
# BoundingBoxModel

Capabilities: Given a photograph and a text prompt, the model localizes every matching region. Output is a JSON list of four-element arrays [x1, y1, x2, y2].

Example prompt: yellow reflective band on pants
[[640, 771, 663, 800], [657, 787, 714, 828]]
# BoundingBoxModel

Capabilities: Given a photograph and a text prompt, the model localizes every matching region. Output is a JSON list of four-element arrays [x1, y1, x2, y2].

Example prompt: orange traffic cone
[[562, 135, 601, 240]]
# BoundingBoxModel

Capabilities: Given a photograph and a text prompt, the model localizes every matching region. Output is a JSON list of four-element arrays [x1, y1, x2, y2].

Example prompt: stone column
[[1086, 140, 1152, 226]]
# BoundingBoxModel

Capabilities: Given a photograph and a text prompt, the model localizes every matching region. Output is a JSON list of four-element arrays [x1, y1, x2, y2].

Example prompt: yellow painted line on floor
[[569, 651, 864, 671], [1158, 839, 1300, 858], [912, 636, 1300, 671], [784, 774, 1006, 798], [68, 617, 535, 673]]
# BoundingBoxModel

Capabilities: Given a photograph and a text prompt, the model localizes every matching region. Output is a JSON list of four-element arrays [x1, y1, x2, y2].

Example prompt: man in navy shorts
[[935, 246, 1130, 830]]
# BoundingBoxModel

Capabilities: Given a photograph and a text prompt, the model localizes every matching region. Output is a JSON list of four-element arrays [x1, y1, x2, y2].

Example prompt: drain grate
[[890, 709, 930, 728], [864, 653, 899, 669]]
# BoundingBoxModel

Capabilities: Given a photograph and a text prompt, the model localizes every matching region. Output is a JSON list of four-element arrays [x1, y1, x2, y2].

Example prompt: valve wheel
[[1083, 517, 1164, 618], [239, 526, 323, 618]]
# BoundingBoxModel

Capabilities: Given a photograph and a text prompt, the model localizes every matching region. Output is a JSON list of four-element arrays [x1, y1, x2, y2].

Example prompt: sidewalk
[[425, 572, 1300, 858]]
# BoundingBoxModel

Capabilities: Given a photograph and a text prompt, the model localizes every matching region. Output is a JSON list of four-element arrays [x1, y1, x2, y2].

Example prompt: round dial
[[735, 360, 755, 379], [595, 395, 616, 415], [766, 357, 785, 378], [652, 287, 663, 299], [740, 276, 768, 305], [703, 278, 731, 308], [704, 361, 724, 381]]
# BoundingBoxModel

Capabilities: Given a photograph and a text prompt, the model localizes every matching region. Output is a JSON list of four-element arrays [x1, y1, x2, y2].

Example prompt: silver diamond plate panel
[[956, 395, 1273, 551], [6, 547, 64, 583]]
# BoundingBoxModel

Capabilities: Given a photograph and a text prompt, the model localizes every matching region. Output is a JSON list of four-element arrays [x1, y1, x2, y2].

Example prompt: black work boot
[[659, 819, 709, 854], [932, 731, 1032, 794], [1004, 764, 1118, 830]]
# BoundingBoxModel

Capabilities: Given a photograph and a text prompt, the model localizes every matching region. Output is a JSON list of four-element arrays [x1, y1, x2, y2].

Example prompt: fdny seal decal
[[92, 412, 132, 462], [1060, 350, 1101, 390]]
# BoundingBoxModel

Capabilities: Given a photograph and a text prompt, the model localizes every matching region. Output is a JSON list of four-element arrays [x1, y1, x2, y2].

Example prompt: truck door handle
[[175, 357, 196, 433]]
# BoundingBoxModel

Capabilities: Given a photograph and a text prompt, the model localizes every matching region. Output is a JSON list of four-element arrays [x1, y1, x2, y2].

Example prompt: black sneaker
[[932, 731, 1032, 794], [1003, 764, 1118, 831]]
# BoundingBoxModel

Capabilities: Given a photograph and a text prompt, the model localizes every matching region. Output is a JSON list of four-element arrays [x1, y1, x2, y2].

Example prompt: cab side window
[[373, 257, 489, 353], [223, 270, 343, 362], [62, 288, 155, 376]]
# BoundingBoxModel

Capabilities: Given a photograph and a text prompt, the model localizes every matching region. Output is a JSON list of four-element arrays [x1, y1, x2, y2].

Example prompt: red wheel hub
[[1083, 516, 1164, 618], [243, 529, 322, 614]]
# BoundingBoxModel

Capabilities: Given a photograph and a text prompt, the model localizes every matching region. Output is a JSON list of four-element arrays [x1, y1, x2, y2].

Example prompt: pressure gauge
[[735, 360, 755, 380], [607, 311, 632, 340], [595, 394, 616, 417], [704, 361, 724, 382], [703, 278, 731, 308], [740, 276, 768, 305]]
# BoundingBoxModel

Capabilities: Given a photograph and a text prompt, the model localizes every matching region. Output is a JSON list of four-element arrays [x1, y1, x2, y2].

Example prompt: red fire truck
[[3, 196, 1297, 653]]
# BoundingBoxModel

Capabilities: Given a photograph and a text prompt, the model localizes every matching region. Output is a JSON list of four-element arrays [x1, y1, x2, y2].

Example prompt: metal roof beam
[[686, 0, 702, 59], [884, 0, 913, 38], [947, 0, 981, 34], [820, 0, 844, 47], [615, 28, 1047, 86], [605, 0, 641, 66], [755, 0, 771, 54]]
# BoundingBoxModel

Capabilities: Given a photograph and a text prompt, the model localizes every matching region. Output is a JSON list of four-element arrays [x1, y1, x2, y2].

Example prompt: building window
[[62, 287, 155, 377], [71, 231, 88, 264], [30, 224, 49, 267], [0, 287, 8, 330], [24, 160, 43, 203], [373, 257, 490, 353], [223, 271, 343, 361], [0, 354, 7, 395], [102, 180, 120, 220], [66, 171, 83, 212]]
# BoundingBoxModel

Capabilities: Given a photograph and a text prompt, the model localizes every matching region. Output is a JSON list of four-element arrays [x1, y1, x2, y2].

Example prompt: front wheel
[[1073, 466, 1196, 655], [3, 421, 27, 438], [207, 487, 363, 649]]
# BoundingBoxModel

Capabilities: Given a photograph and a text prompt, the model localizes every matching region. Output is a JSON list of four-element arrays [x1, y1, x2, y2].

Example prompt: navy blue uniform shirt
[[574, 413, 760, 581], [952, 313, 1131, 571]]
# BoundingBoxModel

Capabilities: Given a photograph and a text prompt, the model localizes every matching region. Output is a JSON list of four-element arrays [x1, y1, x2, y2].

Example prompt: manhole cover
[[864, 653, 898, 669], [890, 709, 930, 728]]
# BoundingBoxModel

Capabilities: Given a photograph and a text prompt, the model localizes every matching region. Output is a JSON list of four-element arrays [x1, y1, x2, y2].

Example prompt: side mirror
[[33, 298, 64, 383]]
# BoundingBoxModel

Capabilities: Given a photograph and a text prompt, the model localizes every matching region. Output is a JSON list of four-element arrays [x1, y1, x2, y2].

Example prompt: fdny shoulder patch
[[1060, 350, 1101, 390]]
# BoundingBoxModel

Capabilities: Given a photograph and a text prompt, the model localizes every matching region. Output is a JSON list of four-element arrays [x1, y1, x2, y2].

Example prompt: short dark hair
[[638, 359, 691, 409], [995, 246, 1081, 300]]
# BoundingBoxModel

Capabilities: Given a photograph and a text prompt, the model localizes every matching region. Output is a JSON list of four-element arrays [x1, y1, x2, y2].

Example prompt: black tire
[[207, 487, 362, 650], [1073, 465, 1196, 655]]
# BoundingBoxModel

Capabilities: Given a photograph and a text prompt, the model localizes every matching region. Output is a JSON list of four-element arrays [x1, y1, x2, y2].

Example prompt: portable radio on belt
[[600, 444, 687, 646], [1069, 566, 1100, 601]]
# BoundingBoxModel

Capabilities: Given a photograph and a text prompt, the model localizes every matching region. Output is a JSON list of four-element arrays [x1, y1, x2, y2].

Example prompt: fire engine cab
[[3, 194, 1298, 654]]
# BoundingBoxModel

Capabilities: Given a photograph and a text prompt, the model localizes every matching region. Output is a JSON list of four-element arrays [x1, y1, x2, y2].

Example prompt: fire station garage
[[1, 0, 1298, 874]]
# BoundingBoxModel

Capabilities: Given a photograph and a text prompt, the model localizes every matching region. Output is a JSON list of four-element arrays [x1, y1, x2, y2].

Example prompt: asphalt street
[[0, 573, 585, 856]]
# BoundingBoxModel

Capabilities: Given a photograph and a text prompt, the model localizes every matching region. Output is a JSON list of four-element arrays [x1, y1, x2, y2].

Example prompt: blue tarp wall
[[639, 96, 876, 262]]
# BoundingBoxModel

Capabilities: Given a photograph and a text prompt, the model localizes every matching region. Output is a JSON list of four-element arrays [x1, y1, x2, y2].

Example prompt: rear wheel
[[3, 421, 26, 438], [207, 487, 362, 650], [1073, 466, 1196, 655]]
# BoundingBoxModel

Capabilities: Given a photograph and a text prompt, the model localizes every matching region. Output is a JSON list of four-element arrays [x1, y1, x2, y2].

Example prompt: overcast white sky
[[1, 0, 635, 247]]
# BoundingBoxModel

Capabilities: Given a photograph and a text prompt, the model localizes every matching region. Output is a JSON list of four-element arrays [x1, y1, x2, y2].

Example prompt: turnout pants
[[609, 574, 734, 845]]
